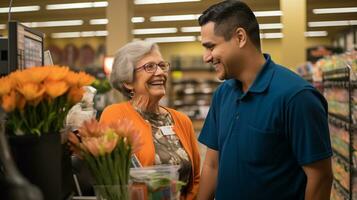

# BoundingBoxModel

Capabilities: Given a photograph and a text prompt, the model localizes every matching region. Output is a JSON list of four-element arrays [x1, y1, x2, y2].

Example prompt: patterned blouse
[[136, 109, 192, 191]]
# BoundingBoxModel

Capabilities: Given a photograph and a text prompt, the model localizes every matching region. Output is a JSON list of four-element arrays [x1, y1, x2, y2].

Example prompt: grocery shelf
[[333, 178, 350, 200]]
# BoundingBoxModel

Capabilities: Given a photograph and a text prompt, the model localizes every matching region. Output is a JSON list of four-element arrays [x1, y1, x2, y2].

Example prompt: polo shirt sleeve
[[198, 91, 219, 150], [285, 89, 332, 165]]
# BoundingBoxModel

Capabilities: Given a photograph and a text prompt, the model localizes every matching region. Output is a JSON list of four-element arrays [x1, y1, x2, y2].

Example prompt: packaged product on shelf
[[328, 101, 349, 118], [325, 88, 349, 103], [332, 156, 350, 192]]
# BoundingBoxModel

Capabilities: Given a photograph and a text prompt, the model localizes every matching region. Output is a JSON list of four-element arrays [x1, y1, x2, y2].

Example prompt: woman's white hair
[[110, 40, 159, 98]]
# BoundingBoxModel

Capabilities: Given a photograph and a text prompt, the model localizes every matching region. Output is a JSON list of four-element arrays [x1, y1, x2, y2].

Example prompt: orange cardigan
[[100, 102, 200, 200]]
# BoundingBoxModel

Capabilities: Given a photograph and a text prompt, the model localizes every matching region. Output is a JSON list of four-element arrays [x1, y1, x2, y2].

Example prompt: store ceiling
[[0, 0, 356, 40]]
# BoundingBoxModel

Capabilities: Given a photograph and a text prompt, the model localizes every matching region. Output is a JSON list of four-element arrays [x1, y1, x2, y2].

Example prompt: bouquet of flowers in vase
[[68, 118, 141, 200], [0, 66, 95, 136]]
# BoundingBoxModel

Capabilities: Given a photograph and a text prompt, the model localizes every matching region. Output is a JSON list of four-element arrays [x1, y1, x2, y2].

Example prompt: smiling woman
[[99, 40, 201, 200]]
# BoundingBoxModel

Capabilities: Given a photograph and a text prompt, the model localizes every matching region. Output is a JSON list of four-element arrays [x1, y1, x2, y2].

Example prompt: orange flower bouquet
[[0, 66, 95, 136], [68, 119, 141, 200]]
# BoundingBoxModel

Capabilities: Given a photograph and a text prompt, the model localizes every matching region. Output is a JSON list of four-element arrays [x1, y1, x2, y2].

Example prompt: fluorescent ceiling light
[[313, 7, 357, 14], [46, 1, 108, 10], [145, 36, 196, 43], [95, 31, 108, 36], [150, 14, 201, 22], [90, 19, 108, 25], [132, 17, 145, 23], [304, 31, 328, 37], [260, 33, 283, 39], [52, 30, 107, 38], [308, 20, 357, 27], [135, 0, 200, 4], [22, 20, 83, 28], [133, 28, 177, 35], [181, 26, 201, 32], [254, 10, 282, 17], [0, 5, 40, 13], [259, 23, 283, 30], [52, 32, 81, 38], [0, 24, 5, 30]]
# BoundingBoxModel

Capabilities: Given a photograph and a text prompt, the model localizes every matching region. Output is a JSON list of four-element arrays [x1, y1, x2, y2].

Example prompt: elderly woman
[[99, 41, 200, 199]]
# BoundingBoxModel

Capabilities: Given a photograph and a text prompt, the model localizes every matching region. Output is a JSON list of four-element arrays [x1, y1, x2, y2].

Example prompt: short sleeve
[[198, 92, 219, 150], [286, 89, 332, 165]]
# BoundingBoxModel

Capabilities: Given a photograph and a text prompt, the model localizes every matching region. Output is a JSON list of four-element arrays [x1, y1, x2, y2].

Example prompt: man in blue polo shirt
[[197, 1, 333, 200]]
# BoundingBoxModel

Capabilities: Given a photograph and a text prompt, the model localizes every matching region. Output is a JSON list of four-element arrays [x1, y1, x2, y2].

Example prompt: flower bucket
[[7, 132, 74, 200]]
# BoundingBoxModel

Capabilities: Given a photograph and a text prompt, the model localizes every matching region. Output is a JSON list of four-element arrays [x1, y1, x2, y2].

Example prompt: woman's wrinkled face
[[129, 50, 169, 101]]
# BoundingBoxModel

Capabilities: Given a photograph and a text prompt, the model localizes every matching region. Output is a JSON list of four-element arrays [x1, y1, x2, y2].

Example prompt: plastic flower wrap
[[0, 66, 95, 136], [68, 119, 142, 200]]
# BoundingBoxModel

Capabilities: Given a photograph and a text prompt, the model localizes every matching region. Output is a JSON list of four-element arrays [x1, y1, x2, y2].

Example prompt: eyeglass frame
[[134, 61, 170, 73]]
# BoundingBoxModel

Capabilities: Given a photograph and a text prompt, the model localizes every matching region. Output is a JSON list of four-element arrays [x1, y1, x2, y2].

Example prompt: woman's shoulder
[[100, 102, 132, 122], [103, 101, 131, 112]]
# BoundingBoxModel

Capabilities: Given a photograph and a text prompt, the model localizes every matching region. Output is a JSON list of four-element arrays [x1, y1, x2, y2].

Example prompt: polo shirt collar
[[226, 54, 275, 94], [248, 54, 275, 93]]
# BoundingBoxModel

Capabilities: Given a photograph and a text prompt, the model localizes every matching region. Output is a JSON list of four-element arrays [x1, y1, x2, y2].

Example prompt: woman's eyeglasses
[[135, 61, 170, 73]]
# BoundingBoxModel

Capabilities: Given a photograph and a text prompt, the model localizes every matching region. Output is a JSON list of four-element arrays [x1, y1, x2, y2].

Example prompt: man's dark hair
[[198, 0, 261, 51]]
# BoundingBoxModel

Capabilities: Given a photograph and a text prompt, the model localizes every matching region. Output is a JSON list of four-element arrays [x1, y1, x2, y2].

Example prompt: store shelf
[[333, 147, 350, 165], [329, 114, 350, 129], [324, 81, 350, 88], [333, 178, 350, 200]]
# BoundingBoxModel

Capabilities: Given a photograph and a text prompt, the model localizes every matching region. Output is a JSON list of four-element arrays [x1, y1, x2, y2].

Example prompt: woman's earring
[[129, 90, 135, 98]]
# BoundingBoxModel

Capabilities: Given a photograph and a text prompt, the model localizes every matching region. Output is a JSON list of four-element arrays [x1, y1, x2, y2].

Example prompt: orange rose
[[16, 82, 45, 101], [67, 86, 84, 104], [65, 71, 80, 86], [10, 70, 32, 86], [16, 95, 26, 111], [26, 66, 50, 83], [78, 72, 95, 87], [44, 80, 69, 99], [1, 90, 16, 112], [0, 76, 14, 96], [47, 66, 69, 81]]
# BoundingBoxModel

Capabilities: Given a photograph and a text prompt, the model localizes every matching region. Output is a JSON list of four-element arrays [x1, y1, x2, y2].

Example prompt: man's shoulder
[[270, 64, 315, 98]]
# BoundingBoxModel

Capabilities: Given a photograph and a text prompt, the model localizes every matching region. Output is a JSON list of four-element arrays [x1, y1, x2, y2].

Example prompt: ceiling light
[[135, 0, 200, 5], [132, 17, 145, 23], [145, 36, 196, 43], [254, 10, 282, 17], [260, 33, 283, 39], [181, 26, 201, 32], [150, 14, 201, 22], [133, 28, 178, 35], [260, 23, 283, 30], [313, 7, 357, 14], [52, 32, 81, 38], [90, 19, 108, 25], [0, 24, 5, 30], [46, 1, 108, 10], [304, 31, 328, 37], [308, 20, 357, 27], [0, 5, 40, 13], [22, 20, 83, 28], [51, 30, 107, 38], [95, 31, 108, 36]]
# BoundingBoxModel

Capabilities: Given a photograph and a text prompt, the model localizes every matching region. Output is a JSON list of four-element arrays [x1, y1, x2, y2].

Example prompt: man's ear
[[123, 82, 134, 91], [233, 27, 247, 48]]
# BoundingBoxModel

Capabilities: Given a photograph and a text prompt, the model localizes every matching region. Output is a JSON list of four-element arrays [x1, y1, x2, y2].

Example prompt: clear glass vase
[[93, 185, 129, 200]]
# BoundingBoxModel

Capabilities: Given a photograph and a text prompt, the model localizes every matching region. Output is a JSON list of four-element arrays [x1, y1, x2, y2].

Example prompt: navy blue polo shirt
[[199, 54, 332, 200]]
